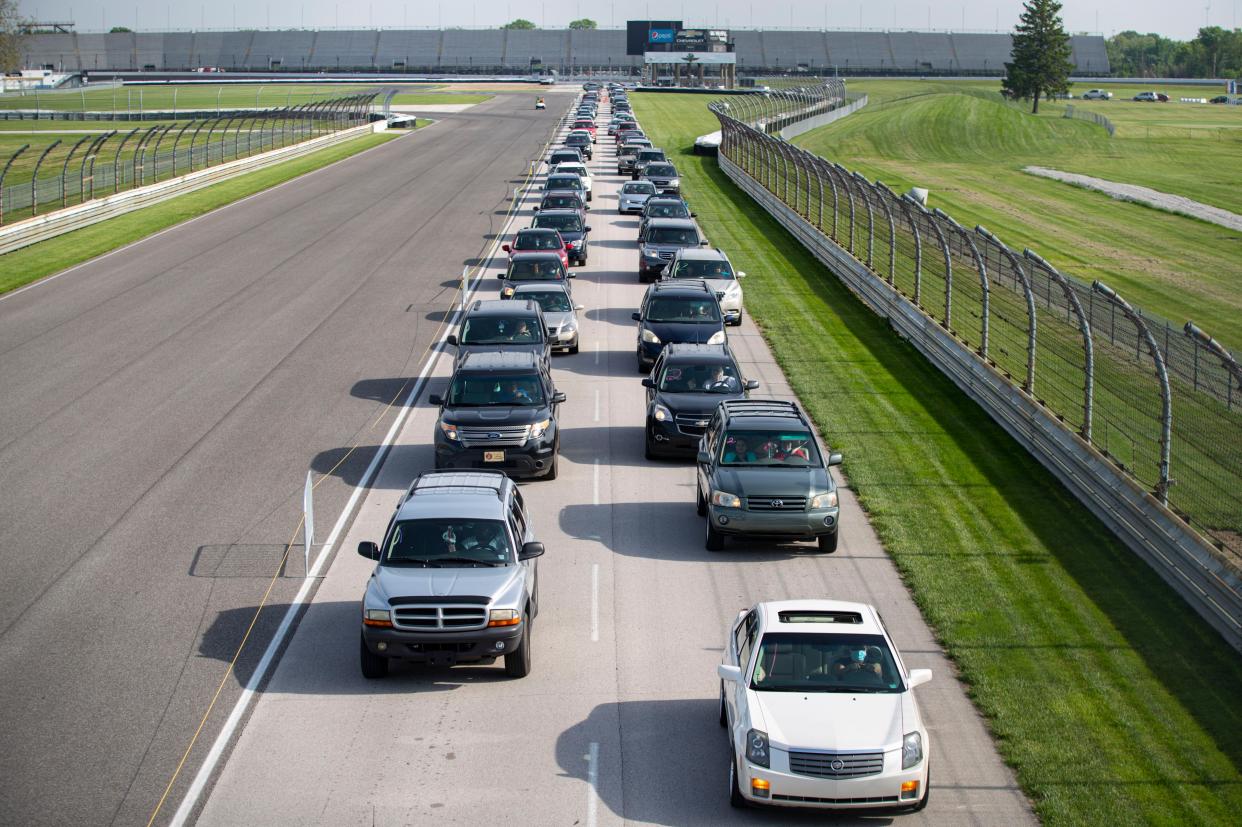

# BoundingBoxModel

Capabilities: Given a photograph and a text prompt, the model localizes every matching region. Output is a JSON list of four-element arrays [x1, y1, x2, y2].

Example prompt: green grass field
[[0, 83, 400, 112], [633, 91, 1242, 826], [790, 80, 1242, 344], [0, 131, 399, 295]]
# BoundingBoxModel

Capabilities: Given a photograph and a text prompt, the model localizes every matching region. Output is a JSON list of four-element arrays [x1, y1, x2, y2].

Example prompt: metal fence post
[[935, 209, 989, 357], [59, 135, 92, 207], [898, 196, 923, 305], [1026, 249, 1093, 441], [112, 128, 138, 192], [188, 120, 209, 171], [816, 155, 825, 230], [834, 163, 856, 253], [0, 144, 30, 225], [171, 120, 195, 177], [1093, 281, 1172, 504], [911, 204, 952, 328], [978, 226, 1037, 393], [149, 125, 171, 182], [82, 132, 114, 202], [30, 141, 60, 216], [852, 171, 876, 269], [821, 159, 841, 240], [1184, 322, 1242, 411], [873, 181, 899, 285], [132, 126, 159, 188]]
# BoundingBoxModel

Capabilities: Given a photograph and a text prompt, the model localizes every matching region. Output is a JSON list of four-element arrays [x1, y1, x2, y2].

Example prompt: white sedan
[[718, 600, 932, 812], [551, 161, 593, 201]]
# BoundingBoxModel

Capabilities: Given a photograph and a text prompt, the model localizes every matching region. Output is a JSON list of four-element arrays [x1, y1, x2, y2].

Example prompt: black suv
[[430, 351, 566, 480], [638, 197, 695, 244], [638, 218, 706, 281], [532, 209, 591, 266], [695, 399, 843, 552], [641, 343, 759, 458], [447, 299, 550, 367], [564, 131, 593, 160], [628, 148, 667, 179], [632, 280, 727, 371]]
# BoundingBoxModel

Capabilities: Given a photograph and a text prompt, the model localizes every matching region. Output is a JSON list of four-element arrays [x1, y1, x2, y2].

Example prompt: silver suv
[[357, 470, 544, 678]]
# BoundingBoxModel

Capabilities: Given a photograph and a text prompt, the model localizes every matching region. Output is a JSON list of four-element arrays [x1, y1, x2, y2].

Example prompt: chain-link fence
[[712, 84, 1242, 558], [0, 93, 377, 225]]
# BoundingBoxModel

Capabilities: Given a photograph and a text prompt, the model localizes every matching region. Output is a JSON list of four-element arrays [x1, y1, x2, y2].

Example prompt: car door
[[697, 412, 720, 499], [726, 609, 759, 730]]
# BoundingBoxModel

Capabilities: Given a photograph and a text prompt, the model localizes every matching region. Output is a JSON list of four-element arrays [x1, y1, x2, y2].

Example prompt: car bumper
[[619, 199, 647, 213], [639, 256, 670, 274], [552, 330, 579, 351], [362, 623, 524, 665], [646, 417, 704, 455], [737, 752, 928, 810], [706, 504, 839, 538], [637, 339, 665, 367], [435, 440, 558, 478]]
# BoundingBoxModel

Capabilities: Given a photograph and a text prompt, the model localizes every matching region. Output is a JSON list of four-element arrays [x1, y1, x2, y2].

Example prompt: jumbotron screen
[[626, 20, 683, 56]]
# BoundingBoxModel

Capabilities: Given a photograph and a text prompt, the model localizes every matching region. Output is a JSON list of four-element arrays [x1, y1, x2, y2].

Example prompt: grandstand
[[19, 28, 1110, 75]]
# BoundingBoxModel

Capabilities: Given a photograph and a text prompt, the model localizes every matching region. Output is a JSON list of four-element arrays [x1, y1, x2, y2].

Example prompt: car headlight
[[810, 491, 838, 509], [529, 418, 552, 440], [363, 609, 392, 627], [643, 247, 660, 258], [641, 329, 661, 344], [439, 421, 459, 441], [652, 404, 672, 422], [707, 330, 726, 345], [561, 317, 578, 332], [668, 178, 681, 187], [488, 609, 521, 627], [570, 239, 584, 248], [726, 282, 742, 296], [902, 731, 923, 769], [712, 490, 741, 508], [745, 729, 770, 768], [501, 286, 515, 298]]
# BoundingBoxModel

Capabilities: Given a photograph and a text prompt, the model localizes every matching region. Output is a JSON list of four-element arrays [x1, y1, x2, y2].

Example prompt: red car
[[571, 119, 598, 141], [503, 227, 570, 271]]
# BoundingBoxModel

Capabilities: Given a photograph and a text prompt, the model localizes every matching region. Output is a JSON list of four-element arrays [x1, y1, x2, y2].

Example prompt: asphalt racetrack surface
[[188, 99, 1036, 825], [0, 94, 568, 826]]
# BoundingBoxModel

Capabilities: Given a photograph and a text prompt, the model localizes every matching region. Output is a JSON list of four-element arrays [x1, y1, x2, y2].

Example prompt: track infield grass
[[0, 131, 399, 296], [633, 91, 1242, 826]]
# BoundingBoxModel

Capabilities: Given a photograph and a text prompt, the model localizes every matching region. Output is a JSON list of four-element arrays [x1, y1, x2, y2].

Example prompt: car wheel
[[696, 484, 707, 516], [545, 447, 559, 481], [631, 173, 639, 181], [718, 681, 728, 728], [911, 766, 931, 812], [645, 435, 657, 461], [729, 751, 747, 808], [637, 350, 648, 373], [617, 167, 624, 175], [568, 339, 580, 355], [706, 520, 725, 552], [817, 531, 838, 554], [359, 634, 388, 679], [504, 613, 532, 678], [587, 191, 593, 201], [732, 310, 744, 326]]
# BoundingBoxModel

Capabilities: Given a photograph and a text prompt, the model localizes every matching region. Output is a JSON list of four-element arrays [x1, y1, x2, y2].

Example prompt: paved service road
[[0, 93, 571, 826], [193, 101, 1035, 825]]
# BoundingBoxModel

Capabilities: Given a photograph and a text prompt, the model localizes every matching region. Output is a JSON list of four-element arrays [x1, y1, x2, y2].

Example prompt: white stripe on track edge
[[586, 741, 600, 827], [167, 121, 558, 826]]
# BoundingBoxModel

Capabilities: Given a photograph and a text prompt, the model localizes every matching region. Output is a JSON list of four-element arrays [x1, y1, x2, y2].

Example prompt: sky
[[17, 1, 1234, 41]]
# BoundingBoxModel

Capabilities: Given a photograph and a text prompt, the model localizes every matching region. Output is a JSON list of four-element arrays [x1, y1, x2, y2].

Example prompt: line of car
[[355, 82, 934, 815]]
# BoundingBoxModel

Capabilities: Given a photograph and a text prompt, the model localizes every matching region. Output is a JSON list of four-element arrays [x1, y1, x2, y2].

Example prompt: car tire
[[645, 436, 657, 461], [504, 614, 532, 678], [545, 449, 559, 481], [587, 191, 593, 202], [817, 531, 839, 554], [359, 634, 388, 679], [696, 485, 707, 516], [729, 751, 747, 808], [731, 310, 744, 326], [706, 520, 725, 552], [718, 681, 728, 728], [637, 350, 648, 373], [617, 167, 624, 175], [631, 173, 639, 181], [568, 340, 580, 355]]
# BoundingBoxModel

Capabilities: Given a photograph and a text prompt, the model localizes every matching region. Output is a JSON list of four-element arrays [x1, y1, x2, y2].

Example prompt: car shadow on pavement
[[584, 306, 640, 327], [312, 443, 436, 489], [349, 377, 447, 407], [555, 349, 638, 378], [199, 601, 518, 694], [583, 268, 642, 287], [591, 238, 642, 250], [555, 700, 894, 826]]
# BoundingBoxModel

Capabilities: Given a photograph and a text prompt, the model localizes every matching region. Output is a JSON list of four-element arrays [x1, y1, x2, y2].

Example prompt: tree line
[[1107, 27, 1242, 78]]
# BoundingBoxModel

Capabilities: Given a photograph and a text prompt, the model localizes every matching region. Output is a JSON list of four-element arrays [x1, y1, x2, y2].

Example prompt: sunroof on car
[[778, 610, 863, 624]]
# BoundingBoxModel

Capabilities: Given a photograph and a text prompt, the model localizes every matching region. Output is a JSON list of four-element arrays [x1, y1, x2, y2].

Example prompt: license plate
[[483, 451, 505, 462]]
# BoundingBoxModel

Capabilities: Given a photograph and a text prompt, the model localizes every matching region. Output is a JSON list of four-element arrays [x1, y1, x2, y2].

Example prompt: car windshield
[[750, 633, 905, 693], [547, 176, 582, 190], [557, 166, 587, 177], [622, 182, 657, 194], [542, 195, 582, 210], [519, 290, 572, 313], [507, 259, 565, 280], [647, 203, 690, 219], [645, 164, 676, 176], [534, 214, 583, 232], [646, 297, 721, 323], [514, 232, 561, 251], [659, 362, 740, 393], [550, 153, 579, 164], [648, 227, 699, 245], [719, 429, 820, 466], [383, 518, 512, 567], [459, 316, 544, 345], [447, 373, 546, 407], [671, 260, 734, 280]]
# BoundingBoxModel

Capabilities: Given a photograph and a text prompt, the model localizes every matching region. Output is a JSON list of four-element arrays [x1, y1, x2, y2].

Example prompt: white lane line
[[586, 741, 600, 827], [592, 458, 600, 506], [590, 563, 600, 643], [168, 156, 538, 827], [593, 388, 600, 423], [593, 339, 600, 366]]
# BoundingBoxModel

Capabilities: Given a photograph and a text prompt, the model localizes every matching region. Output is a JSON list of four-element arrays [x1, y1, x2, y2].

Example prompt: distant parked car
[[1133, 91, 1168, 102], [1081, 89, 1113, 100], [1209, 95, 1231, 104]]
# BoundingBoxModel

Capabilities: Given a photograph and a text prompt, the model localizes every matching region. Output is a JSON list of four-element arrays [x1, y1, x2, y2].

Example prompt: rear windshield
[[460, 316, 544, 345], [719, 430, 820, 467], [447, 373, 546, 407], [534, 214, 583, 232], [646, 202, 690, 219], [514, 231, 562, 251], [646, 297, 721, 324], [645, 164, 676, 177], [647, 227, 700, 245], [670, 259, 734, 280], [638, 151, 665, 161], [550, 152, 580, 163], [750, 633, 904, 694], [658, 362, 740, 393], [518, 290, 573, 313], [622, 182, 657, 195], [507, 259, 565, 280], [546, 176, 582, 190]]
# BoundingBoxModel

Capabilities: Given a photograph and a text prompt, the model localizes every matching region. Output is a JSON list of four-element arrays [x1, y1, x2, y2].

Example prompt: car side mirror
[[690, 212, 698, 217], [699, 240, 709, 246], [565, 243, 574, 250], [745, 379, 760, 390], [428, 393, 444, 406], [567, 272, 576, 278], [697, 450, 711, 465], [551, 391, 567, 404], [445, 334, 457, 347], [519, 541, 546, 561], [532, 206, 540, 212], [574, 304, 585, 311], [907, 669, 933, 688], [717, 664, 743, 683], [631, 312, 642, 321], [641, 377, 655, 388], [737, 271, 747, 278], [357, 541, 380, 561], [501, 243, 511, 252], [585, 226, 592, 233], [828, 452, 843, 467]]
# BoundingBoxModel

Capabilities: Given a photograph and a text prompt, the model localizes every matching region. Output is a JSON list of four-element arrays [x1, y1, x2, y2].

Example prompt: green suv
[[695, 400, 843, 553]]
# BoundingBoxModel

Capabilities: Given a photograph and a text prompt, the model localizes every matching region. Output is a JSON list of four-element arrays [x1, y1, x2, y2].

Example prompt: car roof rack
[[721, 399, 804, 420], [408, 470, 507, 500], [650, 278, 711, 293]]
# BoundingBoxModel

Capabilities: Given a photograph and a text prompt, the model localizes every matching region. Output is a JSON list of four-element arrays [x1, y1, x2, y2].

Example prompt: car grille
[[546, 325, 559, 338], [458, 425, 531, 447], [675, 413, 711, 436], [391, 605, 488, 631], [747, 496, 807, 512], [788, 751, 885, 780], [656, 250, 675, 260], [772, 794, 899, 805]]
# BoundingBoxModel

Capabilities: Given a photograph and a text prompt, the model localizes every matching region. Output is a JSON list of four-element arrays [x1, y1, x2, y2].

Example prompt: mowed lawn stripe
[[633, 92, 1242, 826]]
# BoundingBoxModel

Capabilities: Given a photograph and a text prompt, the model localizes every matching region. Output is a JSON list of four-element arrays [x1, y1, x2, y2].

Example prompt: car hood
[[441, 405, 550, 426], [373, 565, 524, 604], [749, 690, 904, 752], [657, 391, 740, 416], [645, 240, 698, 252], [556, 229, 586, 242], [541, 310, 576, 327], [712, 466, 830, 497], [644, 321, 723, 344]]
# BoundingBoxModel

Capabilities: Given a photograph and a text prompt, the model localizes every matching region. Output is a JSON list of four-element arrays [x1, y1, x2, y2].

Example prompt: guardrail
[[1063, 104, 1116, 136], [710, 85, 1242, 651]]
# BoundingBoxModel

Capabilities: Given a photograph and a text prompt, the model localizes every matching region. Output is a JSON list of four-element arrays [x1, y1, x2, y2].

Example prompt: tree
[[109, 26, 134, 33], [569, 18, 597, 30], [501, 19, 536, 30], [0, 0, 20, 73], [1001, 0, 1074, 114]]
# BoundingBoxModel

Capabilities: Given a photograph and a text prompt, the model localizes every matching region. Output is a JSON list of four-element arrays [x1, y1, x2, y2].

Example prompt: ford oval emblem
[[488, 432, 502, 439]]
